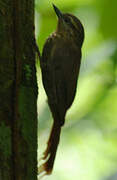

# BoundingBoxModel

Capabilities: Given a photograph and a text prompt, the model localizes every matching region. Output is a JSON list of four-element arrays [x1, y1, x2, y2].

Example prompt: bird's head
[[53, 4, 84, 47]]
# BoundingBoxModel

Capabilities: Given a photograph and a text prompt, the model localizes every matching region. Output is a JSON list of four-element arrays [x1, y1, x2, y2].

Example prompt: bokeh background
[[35, 0, 117, 179]]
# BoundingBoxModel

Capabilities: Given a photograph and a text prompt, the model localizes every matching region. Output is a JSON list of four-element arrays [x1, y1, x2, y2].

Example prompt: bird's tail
[[39, 120, 61, 175]]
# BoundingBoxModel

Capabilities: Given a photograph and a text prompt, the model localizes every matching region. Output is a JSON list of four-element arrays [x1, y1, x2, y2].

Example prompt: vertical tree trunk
[[0, 0, 38, 179]]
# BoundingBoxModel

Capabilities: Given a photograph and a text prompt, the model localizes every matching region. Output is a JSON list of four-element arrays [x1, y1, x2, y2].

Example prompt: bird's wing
[[41, 35, 81, 125]]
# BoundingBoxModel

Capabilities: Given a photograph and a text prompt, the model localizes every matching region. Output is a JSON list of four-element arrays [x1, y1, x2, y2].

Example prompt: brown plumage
[[39, 4, 84, 175]]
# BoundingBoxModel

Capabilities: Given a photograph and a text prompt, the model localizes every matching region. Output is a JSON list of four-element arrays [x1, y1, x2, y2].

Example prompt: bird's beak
[[53, 4, 63, 19]]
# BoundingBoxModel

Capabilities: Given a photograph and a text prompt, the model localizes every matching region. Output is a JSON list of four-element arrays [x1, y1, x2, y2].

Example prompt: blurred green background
[[35, 0, 117, 179]]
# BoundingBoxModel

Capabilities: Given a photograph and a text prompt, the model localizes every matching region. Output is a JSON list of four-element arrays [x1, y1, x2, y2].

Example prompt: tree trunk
[[0, 0, 38, 179]]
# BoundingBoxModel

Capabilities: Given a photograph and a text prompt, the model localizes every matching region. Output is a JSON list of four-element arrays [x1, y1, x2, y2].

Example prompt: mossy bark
[[0, 0, 38, 179]]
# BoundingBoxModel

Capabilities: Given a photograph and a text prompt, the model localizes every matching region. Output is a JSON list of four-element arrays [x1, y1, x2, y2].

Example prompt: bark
[[0, 0, 38, 179]]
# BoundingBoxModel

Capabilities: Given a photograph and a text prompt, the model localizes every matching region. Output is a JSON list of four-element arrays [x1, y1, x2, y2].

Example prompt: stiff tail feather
[[39, 120, 61, 175]]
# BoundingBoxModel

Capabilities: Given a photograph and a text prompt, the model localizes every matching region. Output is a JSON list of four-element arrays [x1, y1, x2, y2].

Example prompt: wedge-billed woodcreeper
[[39, 4, 84, 175]]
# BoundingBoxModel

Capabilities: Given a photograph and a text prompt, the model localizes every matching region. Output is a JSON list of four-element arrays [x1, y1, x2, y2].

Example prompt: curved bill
[[53, 4, 63, 19]]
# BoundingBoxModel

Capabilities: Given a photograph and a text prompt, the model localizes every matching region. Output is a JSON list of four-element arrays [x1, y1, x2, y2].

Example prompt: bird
[[39, 4, 84, 176]]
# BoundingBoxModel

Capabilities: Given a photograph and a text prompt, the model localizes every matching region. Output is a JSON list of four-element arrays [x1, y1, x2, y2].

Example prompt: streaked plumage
[[39, 4, 84, 175]]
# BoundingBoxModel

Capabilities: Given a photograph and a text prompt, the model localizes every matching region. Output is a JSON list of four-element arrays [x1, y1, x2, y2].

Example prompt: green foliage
[[98, 0, 117, 38], [36, 0, 117, 179]]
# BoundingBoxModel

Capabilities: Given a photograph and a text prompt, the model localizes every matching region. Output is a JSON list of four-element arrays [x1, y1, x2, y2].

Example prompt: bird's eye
[[64, 18, 70, 24]]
